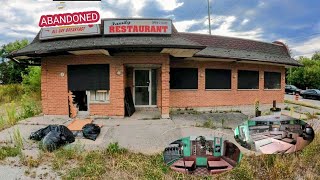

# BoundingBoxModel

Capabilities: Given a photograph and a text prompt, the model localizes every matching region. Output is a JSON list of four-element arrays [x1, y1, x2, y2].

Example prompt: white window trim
[[89, 90, 110, 103]]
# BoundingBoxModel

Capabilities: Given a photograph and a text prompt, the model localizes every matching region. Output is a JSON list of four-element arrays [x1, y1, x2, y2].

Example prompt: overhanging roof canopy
[[8, 18, 301, 66]]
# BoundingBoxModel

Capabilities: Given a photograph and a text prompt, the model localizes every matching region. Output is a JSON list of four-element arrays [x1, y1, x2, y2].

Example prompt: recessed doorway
[[133, 68, 157, 107]]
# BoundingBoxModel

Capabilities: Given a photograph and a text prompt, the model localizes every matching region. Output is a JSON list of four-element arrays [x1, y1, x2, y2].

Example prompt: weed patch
[[285, 100, 320, 110], [52, 145, 83, 170], [5, 102, 18, 126], [105, 142, 127, 155], [305, 112, 318, 120], [22, 156, 41, 168], [203, 119, 216, 129], [0, 146, 21, 160], [13, 128, 24, 151]]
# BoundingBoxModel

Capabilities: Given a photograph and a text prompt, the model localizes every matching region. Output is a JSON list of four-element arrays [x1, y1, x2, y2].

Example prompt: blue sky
[[1, 0, 320, 57]]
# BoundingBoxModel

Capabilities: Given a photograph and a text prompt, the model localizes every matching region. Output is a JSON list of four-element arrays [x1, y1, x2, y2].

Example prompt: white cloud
[[204, 15, 263, 40], [178, 15, 263, 40], [174, 15, 263, 41], [241, 19, 249, 25], [155, 0, 183, 11], [288, 36, 320, 58], [174, 19, 201, 32], [107, 0, 147, 17], [132, 0, 147, 17]]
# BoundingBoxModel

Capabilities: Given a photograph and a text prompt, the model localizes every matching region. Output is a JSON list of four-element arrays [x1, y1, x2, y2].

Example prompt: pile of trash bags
[[30, 125, 75, 152]]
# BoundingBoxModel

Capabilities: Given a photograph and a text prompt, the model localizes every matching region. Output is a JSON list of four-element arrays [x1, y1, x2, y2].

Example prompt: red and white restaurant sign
[[103, 19, 172, 35], [39, 11, 100, 27], [39, 24, 101, 40]]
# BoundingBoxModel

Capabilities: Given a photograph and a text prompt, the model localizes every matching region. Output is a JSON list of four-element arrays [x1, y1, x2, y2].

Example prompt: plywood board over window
[[170, 68, 198, 89], [205, 69, 231, 89], [67, 64, 110, 91], [237, 70, 259, 89]]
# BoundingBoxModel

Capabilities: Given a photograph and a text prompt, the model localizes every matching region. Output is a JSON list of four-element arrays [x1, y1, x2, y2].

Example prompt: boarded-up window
[[68, 64, 110, 91], [264, 72, 281, 89], [238, 70, 259, 89], [170, 68, 198, 89], [205, 69, 231, 89]]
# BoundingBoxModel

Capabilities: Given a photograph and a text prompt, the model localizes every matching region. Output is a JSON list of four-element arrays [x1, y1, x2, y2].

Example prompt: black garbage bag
[[30, 125, 75, 151], [82, 124, 101, 141], [30, 125, 59, 141], [42, 131, 62, 152]]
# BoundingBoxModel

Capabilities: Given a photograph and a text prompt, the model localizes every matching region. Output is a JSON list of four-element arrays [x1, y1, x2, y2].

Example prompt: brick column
[[161, 58, 170, 119], [259, 69, 264, 91], [110, 60, 125, 117], [231, 65, 238, 92], [41, 59, 48, 115]]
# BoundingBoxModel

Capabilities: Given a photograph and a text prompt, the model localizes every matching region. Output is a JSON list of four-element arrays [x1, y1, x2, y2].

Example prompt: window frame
[[89, 90, 110, 103], [264, 71, 282, 90], [170, 68, 198, 90], [205, 68, 232, 90], [237, 70, 260, 90]]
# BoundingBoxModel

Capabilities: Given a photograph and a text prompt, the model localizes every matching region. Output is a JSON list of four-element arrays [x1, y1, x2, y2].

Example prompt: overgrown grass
[[0, 86, 41, 130], [5, 102, 18, 126], [0, 98, 41, 130], [51, 143, 196, 180], [52, 144, 84, 170], [20, 95, 42, 119], [0, 146, 21, 160], [58, 138, 320, 180], [0, 84, 24, 104], [7, 133, 316, 180], [60, 138, 320, 179], [0, 68, 42, 130], [13, 128, 24, 152], [285, 99, 320, 110]]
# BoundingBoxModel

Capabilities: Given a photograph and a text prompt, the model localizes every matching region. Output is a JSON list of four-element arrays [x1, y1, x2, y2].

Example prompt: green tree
[[0, 39, 29, 84], [287, 52, 320, 89], [21, 66, 41, 99], [311, 51, 320, 61]]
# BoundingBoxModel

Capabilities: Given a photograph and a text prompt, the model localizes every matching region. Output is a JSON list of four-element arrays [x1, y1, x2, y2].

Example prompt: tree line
[[0, 39, 41, 97], [0, 39, 29, 84], [287, 52, 320, 90]]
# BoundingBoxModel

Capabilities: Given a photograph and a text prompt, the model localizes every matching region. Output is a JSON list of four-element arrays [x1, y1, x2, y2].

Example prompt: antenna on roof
[[207, 0, 212, 35]]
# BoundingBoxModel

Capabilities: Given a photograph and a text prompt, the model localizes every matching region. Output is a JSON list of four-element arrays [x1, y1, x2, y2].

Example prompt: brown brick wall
[[41, 54, 285, 117], [41, 53, 169, 117], [161, 58, 170, 117], [169, 60, 285, 108]]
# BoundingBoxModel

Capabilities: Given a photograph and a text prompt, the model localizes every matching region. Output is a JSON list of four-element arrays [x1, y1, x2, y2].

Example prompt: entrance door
[[134, 69, 157, 107]]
